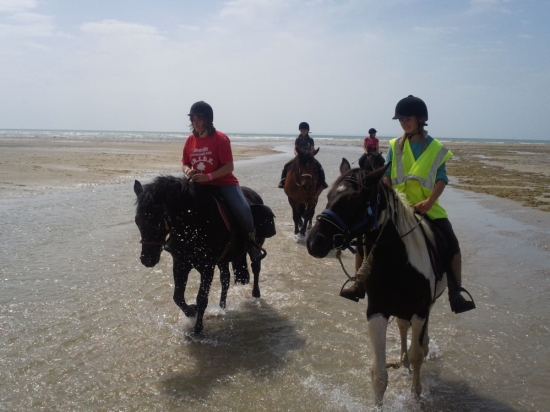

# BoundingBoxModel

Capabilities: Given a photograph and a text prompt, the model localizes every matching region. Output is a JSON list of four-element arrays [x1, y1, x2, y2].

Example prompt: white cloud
[[0, 12, 57, 38], [80, 19, 165, 39], [0, 0, 36, 13]]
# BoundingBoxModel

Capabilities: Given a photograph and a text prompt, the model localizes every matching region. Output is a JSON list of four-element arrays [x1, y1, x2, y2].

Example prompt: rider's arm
[[376, 141, 379, 153], [414, 179, 446, 215], [191, 161, 234, 183]]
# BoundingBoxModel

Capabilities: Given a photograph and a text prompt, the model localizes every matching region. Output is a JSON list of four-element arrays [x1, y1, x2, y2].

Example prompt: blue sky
[[0, 0, 548, 139]]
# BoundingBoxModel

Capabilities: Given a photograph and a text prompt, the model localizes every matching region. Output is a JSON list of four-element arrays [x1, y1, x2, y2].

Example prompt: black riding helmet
[[189, 101, 214, 123], [368, 128, 377, 134], [298, 122, 310, 131], [392, 95, 428, 121]]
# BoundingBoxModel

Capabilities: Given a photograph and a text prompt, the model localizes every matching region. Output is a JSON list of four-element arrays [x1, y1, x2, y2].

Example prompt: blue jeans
[[217, 185, 254, 234]]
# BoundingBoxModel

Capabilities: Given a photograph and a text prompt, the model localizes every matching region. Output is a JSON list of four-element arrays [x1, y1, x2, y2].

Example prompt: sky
[[0, 0, 549, 139]]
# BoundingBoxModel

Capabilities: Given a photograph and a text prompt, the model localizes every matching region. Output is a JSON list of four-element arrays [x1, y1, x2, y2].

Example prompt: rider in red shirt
[[182, 101, 265, 261]]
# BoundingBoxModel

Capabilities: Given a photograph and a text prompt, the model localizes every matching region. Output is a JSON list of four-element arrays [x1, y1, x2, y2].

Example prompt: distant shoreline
[[1, 129, 549, 145]]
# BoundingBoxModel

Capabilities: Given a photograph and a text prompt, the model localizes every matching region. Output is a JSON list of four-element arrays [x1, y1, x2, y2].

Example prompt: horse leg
[[301, 204, 316, 236], [396, 318, 411, 369], [193, 264, 215, 335], [368, 314, 389, 407], [250, 255, 261, 298], [172, 259, 196, 317], [231, 255, 250, 284], [217, 263, 230, 310], [409, 314, 428, 398]]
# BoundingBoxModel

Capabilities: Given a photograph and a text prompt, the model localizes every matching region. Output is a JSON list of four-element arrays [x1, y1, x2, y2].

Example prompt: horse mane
[[136, 175, 198, 209]]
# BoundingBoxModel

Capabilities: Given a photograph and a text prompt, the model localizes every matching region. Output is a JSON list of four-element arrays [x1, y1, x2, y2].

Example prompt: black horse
[[306, 164, 448, 407], [134, 176, 275, 335]]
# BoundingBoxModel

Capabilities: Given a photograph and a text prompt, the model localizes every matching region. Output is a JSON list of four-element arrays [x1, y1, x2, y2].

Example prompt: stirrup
[[450, 287, 476, 314], [339, 278, 363, 303]]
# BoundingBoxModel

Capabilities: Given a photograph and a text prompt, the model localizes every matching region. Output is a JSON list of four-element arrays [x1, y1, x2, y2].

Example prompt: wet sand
[[1, 137, 549, 213], [0, 138, 277, 198]]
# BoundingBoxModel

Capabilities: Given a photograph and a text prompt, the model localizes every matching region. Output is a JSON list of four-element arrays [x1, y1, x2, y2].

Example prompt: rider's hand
[[191, 173, 209, 183], [413, 199, 435, 215]]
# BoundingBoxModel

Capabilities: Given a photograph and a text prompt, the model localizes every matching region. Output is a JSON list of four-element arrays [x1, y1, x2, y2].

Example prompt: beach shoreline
[[1, 137, 549, 212]]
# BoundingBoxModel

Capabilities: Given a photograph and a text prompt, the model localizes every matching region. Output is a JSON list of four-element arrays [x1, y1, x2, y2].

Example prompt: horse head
[[306, 162, 389, 258], [294, 148, 318, 190], [359, 152, 385, 172], [134, 179, 170, 267]]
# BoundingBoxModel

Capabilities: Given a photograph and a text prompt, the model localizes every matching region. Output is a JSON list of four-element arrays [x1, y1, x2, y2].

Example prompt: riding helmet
[[368, 128, 377, 134], [188, 101, 214, 122], [298, 122, 310, 131], [392, 95, 428, 120]]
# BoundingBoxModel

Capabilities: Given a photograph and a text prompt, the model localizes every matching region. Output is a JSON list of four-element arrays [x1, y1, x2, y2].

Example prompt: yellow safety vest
[[389, 137, 452, 219]]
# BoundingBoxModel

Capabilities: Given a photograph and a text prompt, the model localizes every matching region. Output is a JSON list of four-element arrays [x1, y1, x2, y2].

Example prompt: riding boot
[[247, 230, 267, 262], [317, 163, 328, 189], [340, 247, 370, 302], [447, 253, 476, 314], [278, 169, 286, 188]]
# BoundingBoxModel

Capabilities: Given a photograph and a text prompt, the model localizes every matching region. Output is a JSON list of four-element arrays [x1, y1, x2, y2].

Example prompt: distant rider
[[277, 122, 328, 189]]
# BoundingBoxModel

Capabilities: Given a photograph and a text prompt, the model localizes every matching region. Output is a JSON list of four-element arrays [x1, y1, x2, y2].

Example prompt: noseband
[[316, 181, 381, 253]]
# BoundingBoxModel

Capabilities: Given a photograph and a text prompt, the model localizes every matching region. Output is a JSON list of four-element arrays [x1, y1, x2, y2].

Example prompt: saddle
[[205, 187, 276, 239]]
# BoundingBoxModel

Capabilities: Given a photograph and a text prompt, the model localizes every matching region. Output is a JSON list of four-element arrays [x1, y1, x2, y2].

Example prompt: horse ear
[[340, 158, 351, 174], [365, 163, 390, 185], [134, 180, 143, 196], [313, 147, 320, 156]]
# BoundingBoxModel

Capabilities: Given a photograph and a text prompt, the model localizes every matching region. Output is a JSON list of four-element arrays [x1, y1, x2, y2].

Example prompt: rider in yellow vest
[[340, 95, 475, 314]]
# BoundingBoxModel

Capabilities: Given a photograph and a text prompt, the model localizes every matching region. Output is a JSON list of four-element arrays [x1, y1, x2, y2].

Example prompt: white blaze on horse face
[[336, 183, 347, 193]]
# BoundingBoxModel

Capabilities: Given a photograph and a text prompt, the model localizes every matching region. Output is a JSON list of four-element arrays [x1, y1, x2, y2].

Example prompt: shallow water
[[1, 142, 549, 411]]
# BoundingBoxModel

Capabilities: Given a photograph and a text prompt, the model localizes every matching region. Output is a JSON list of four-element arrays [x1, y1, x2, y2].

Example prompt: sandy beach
[[1, 137, 549, 212], [0, 138, 277, 198]]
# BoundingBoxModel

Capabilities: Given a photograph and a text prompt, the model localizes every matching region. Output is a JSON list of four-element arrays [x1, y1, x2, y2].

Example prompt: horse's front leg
[[172, 258, 196, 317], [193, 264, 215, 335], [368, 313, 389, 407], [250, 252, 261, 298], [409, 314, 428, 398], [396, 318, 411, 369], [300, 203, 316, 236], [217, 263, 230, 310]]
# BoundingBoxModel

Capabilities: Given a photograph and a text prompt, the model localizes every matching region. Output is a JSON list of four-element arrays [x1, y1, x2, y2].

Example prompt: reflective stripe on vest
[[389, 137, 452, 219]]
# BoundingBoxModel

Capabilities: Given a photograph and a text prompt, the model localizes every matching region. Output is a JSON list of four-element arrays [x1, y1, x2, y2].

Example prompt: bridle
[[294, 166, 316, 187], [316, 177, 425, 252], [316, 178, 381, 253], [138, 204, 169, 248]]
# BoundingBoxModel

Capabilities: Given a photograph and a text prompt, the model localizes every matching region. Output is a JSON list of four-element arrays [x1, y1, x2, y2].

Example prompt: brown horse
[[283, 148, 325, 237]]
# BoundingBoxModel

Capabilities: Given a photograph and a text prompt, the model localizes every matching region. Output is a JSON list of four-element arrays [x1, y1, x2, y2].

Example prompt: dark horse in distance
[[134, 176, 275, 335], [283, 148, 326, 237], [306, 163, 448, 407]]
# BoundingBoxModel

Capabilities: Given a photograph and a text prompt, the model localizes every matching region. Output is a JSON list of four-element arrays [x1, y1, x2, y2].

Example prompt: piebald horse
[[306, 162, 448, 407]]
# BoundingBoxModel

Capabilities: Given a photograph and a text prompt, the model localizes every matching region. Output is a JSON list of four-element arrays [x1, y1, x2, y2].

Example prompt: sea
[[1, 130, 549, 411], [1, 128, 549, 145]]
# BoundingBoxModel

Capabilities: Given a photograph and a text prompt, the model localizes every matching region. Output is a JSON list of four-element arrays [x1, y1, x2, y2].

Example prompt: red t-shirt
[[182, 131, 239, 186], [364, 136, 379, 152]]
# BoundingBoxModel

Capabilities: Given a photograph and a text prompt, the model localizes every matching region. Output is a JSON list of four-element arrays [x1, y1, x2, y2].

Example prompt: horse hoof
[[184, 305, 197, 318], [252, 289, 261, 299]]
